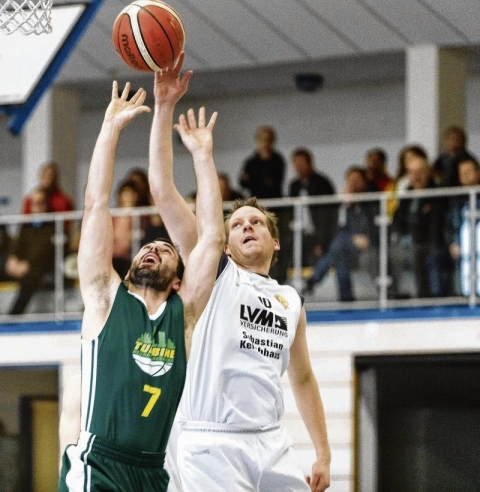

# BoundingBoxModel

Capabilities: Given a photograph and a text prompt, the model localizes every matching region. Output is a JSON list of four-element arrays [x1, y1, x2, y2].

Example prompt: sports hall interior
[[1, 1, 480, 491]]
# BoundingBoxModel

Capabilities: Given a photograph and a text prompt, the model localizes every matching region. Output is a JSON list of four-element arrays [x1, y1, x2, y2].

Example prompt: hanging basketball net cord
[[0, 0, 53, 35]]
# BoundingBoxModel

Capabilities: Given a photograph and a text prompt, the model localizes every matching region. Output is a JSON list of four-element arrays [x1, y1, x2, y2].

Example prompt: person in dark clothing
[[446, 157, 480, 295], [304, 166, 378, 302], [239, 125, 285, 199], [288, 148, 337, 267], [218, 172, 244, 202], [433, 126, 476, 188], [5, 188, 55, 314], [391, 154, 450, 298], [364, 147, 393, 192]]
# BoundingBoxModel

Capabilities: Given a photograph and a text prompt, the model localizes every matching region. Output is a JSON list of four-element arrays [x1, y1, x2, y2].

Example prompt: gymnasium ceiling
[[55, 0, 480, 107]]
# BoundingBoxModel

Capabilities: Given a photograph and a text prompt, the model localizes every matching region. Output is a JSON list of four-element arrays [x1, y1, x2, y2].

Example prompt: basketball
[[112, 0, 185, 72]]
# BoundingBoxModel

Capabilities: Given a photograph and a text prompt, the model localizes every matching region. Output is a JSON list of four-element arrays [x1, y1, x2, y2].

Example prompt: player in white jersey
[[149, 64, 331, 492]]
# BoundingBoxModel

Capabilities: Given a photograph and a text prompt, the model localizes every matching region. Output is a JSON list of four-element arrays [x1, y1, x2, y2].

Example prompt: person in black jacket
[[239, 125, 285, 199], [288, 148, 337, 267], [391, 153, 450, 298]]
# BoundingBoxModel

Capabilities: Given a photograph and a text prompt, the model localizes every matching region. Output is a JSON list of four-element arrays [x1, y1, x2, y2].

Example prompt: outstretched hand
[[153, 51, 193, 105], [104, 81, 151, 130], [174, 107, 218, 157]]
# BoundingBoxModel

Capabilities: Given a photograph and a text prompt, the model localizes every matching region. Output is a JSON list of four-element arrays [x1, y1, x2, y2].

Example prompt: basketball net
[[0, 0, 53, 35]]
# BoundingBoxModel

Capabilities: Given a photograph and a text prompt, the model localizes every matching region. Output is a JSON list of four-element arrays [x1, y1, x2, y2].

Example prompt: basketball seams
[[128, 7, 162, 71], [112, 0, 185, 72]]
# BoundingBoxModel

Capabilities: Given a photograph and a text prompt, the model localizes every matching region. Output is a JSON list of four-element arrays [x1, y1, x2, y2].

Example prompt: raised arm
[[148, 52, 196, 261], [176, 108, 225, 358], [288, 308, 331, 492], [78, 82, 151, 339]]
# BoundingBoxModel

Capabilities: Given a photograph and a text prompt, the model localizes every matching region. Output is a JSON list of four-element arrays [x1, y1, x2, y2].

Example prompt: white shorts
[[169, 422, 310, 492]]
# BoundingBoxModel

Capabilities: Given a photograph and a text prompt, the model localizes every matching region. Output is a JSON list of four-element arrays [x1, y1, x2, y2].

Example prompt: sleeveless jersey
[[81, 283, 186, 453], [177, 255, 302, 429]]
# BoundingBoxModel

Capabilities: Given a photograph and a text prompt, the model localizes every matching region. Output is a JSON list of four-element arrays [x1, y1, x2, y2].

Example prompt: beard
[[128, 261, 177, 292]]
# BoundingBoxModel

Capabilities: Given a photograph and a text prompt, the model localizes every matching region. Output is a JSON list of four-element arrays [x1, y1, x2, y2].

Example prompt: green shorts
[[58, 432, 169, 492]]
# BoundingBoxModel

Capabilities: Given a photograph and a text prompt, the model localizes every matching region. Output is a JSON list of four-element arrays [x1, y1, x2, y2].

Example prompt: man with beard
[[58, 75, 224, 492]]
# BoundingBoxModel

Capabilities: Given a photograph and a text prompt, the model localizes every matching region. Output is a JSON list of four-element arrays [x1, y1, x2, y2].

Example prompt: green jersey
[[81, 283, 186, 454]]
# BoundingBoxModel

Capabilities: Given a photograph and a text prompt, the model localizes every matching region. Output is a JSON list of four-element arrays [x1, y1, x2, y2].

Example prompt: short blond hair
[[224, 197, 280, 265]]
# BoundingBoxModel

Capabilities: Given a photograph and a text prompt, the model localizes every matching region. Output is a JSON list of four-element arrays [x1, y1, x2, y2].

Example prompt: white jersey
[[177, 255, 302, 429]]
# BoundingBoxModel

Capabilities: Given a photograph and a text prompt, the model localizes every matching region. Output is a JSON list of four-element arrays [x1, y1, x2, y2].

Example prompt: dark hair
[[345, 165, 367, 181], [444, 125, 467, 146], [397, 144, 428, 179], [291, 147, 313, 165], [367, 148, 387, 164]]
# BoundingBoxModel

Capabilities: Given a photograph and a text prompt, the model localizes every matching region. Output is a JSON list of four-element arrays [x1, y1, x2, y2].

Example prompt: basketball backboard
[[0, 0, 104, 135]]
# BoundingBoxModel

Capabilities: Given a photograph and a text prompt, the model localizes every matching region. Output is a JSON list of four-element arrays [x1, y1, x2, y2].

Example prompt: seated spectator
[[5, 188, 55, 314], [218, 172, 244, 202], [288, 147, 337, 267], [446, 157, 480, 295], [364, 148, 393, 192], [433, 126, 476, 187], [112, 180, 139, 279], [390, 154, 450, 298], [386, 144, 428, 217], [304, 166, 378, 302], [239, 125, 285, 199]]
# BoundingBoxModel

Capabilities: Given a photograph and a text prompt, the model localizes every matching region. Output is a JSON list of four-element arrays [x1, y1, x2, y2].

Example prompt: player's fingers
[[111, 80, 119, 100], [120, 81, 131, 100], [187, 108, 197, 129], [173, 51, 185, 73], [207, 111, 218, 131], [197, 107, 206, 128], [130, 88, 145, 105], [181, 70, 193, 89]]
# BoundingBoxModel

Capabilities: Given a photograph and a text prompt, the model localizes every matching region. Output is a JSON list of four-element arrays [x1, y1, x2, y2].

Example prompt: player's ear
[[171, 277, 181, 292], [273, 238, 280, 251], [224, 244, 232, 257], [125, 269, 130, 281]]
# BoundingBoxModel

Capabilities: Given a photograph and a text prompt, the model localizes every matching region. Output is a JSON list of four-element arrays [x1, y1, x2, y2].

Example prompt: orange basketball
[[112, 0, 185, 72]]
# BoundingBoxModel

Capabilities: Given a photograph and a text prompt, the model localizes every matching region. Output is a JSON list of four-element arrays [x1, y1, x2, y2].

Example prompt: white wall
[[2, 75, 480, 214], [1, 315, 480, 492]]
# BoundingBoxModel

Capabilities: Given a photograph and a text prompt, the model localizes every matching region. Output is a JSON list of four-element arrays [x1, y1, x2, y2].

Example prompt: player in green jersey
[[58, 55, 224, 492]]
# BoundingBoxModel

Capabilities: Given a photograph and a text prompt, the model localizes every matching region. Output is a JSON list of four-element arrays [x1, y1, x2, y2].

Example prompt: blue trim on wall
[[307, 305, 480, 324], [1, 305, 479, 333], [0, 320, 81, 334]]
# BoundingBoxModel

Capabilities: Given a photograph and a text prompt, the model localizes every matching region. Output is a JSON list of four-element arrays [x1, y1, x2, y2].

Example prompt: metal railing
[[0, 186, 478, 322]]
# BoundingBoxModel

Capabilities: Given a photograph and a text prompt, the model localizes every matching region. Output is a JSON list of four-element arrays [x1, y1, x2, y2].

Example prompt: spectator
[[5, 188, 55, 314], [0, 225, 11, 281], [365, 147, 393, 192], [239, 125, 285, 198], [386, 144, 428, 217], [304, 166, 378, 302], [288, 147, 337, 267], [112, 180, 139, 279], [433, 126, 476, 187], [124, 167, 150, 206], [391, 154, 450, 298], [22, 161, 74, 214], [446, 157, 480, 295], [217, 172, 244, 202]]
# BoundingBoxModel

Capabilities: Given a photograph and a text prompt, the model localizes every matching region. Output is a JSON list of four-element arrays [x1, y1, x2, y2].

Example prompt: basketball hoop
[[0, 0, 53, 35]]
